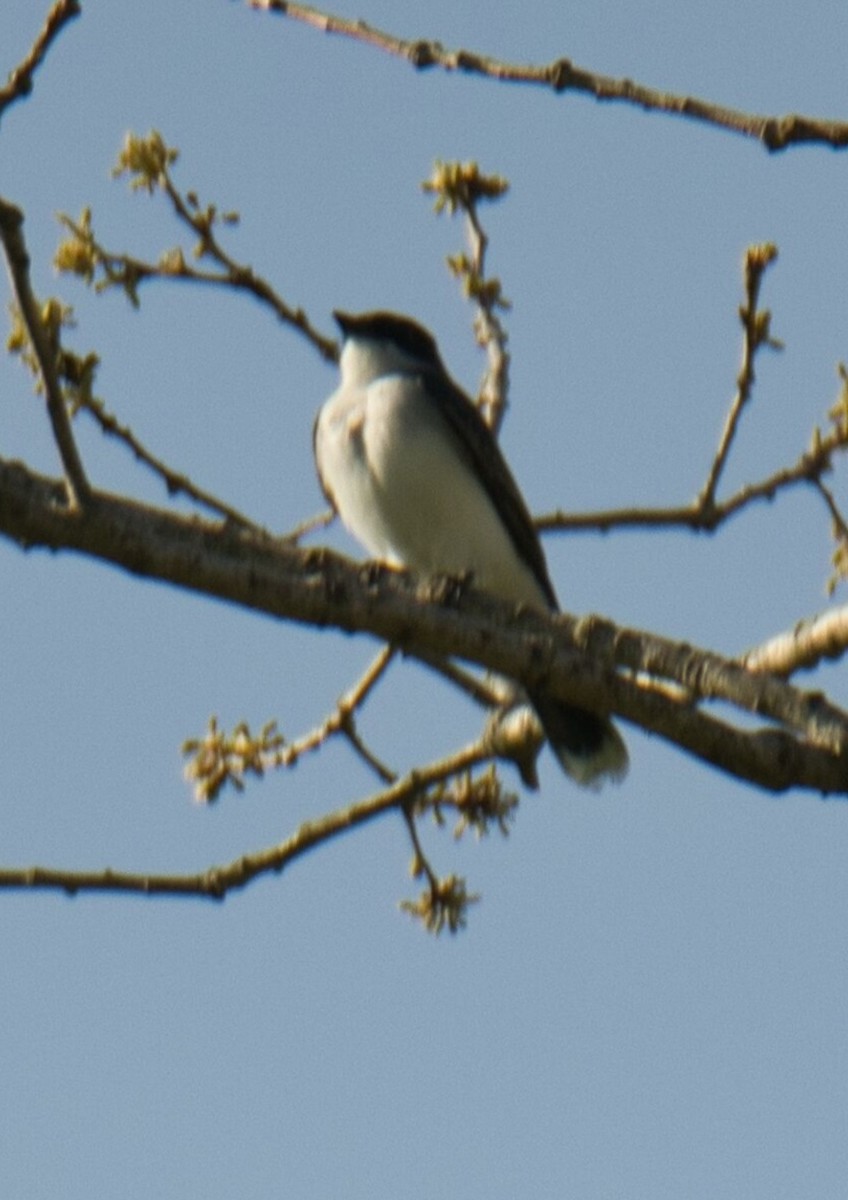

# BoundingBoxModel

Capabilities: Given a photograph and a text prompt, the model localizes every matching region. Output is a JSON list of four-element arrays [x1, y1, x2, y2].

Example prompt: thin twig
[[814, 477, 848, 545], [411, 650, 505, 709], [424, 161, 511, 433], [158, 173, 338, 363], [74, 394, 263, 530], [699, 244, 780, 512], [538, 419, 848, 535], [0, 198, 90, 508], [0, 0, 80, 124], [57, 201, 338, 365], [402, 803, 440, 892], [184, 647, 398, 801], [246, 0, 848, 153], [282, 507, 335, 543], [341, 720, 396, 784], [465, 198, 510, 434], [0, 738, 491, 901], [538, 247, 847, 539], [333, 645, 398, 782]]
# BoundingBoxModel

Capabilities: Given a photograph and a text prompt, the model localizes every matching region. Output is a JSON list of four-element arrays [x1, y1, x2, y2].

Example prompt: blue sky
[[2, 1, 848, 1197]]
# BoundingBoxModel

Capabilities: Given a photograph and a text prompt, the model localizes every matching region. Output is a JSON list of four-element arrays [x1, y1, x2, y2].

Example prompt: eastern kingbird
[[314, 310, 628, 786]]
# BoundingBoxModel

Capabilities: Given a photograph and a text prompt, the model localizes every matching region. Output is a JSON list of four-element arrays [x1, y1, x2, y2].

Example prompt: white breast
[[315, 373, 549, 610]]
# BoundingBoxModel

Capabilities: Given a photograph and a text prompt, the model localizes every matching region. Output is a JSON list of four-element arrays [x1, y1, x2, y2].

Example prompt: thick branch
[[2, 456, 848, 795], [247, 0, 848, 153]]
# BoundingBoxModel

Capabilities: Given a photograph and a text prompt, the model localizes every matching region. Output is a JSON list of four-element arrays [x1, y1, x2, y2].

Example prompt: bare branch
[[538, 250, 848, 540], [178, 650, 514, 928], [538, 432, 848, 534], [0, 199, 90, 508], [3, 456, 848, 796], [184, 647, 397, 802], [282, 507, 335, 543], [159, 165, 337, 361], [815, 477, 848, 548], [0, 0, 80, 124], [56, 140, 338, 365], [246, 0, 848, 153], [341, 718, 396, 784], [0, 738, 492, 902], [698, 243, 781, 513], [402, 802, 441, 892], [273, 644, 398, 782], [73, 392, 264, 531], [400, 791, 482, 935], [742, 606, 848, 677], [423, 161, 511, 433], [411, 651, 505, 710]]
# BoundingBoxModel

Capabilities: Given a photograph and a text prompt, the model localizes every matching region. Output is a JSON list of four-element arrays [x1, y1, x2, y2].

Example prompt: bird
[[313, 309, 628, 786]]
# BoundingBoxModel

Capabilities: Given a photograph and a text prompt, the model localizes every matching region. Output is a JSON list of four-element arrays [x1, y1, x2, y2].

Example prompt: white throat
[[339, 335, 429, 389]]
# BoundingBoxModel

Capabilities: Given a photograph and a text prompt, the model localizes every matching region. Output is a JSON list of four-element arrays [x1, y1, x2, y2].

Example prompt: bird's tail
[[529, 692, 628, 787]]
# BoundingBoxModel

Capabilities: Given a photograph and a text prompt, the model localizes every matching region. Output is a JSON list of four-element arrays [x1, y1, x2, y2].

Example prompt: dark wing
[[416, 366, 559, 611]]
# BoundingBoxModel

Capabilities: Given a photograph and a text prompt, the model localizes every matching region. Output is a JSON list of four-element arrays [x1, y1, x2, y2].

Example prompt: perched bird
[[314, 309, 627, 786]]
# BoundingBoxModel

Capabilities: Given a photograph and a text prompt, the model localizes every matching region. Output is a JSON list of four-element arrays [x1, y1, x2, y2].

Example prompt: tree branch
[[55, 144, 338, 366], [0, 0, 80, 125], [423, 161, 511, 434], [2, 455, 848, 796], [0, 738, 492, 902], [538, 248, 847, 540], [183, 646, 397, 802], [538, 434, 848, 534], [698, 244, 781, 513], [742, 606, 848, 678], [0, 199, 90, 508], [246, 0, 848, 153], [72, 392, 264, 532]]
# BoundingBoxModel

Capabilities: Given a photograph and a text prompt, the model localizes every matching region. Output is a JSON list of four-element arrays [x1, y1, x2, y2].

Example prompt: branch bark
[[247, 0, 848, 152], [743, 606, 848, 677], [0, 738, 490, 901], [3, 455, 848, 796], [0, 0, 80, 124], [0, 198, 90, 508]]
